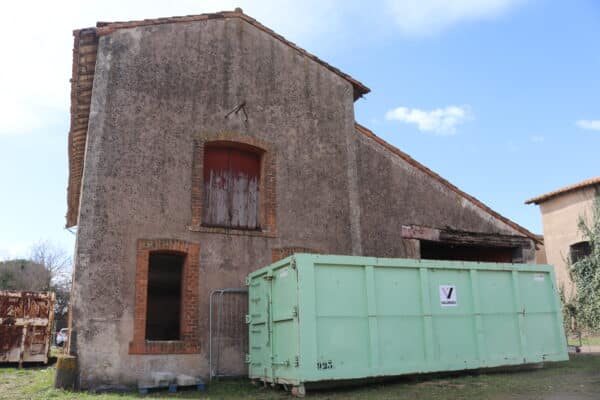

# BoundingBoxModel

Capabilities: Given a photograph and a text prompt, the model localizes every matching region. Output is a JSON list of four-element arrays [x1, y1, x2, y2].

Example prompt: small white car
[[56, 328, 68, 347]]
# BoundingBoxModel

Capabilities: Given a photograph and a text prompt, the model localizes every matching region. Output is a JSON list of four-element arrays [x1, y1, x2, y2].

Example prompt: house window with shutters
[[203, 143, 261, 229], [190, 135, 276, 236]]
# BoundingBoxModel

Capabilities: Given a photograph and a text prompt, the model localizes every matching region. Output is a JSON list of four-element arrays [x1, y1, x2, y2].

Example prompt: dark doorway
[[420, 241, 515, 263], [146, 253, 184, 341]]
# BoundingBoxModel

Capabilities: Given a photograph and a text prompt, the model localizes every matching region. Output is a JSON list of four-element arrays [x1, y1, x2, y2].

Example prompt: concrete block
[[176, 374, 198, 386], [150, 371, 175, 387]]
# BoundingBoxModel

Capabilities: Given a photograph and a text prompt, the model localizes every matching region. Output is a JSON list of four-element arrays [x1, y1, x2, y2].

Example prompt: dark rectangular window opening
[[570, 241, 591, 264], [420, 241, 515, 263], [145, 253, 184, 341]]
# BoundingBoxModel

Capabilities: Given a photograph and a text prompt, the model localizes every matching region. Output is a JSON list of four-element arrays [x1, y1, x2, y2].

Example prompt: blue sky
[[0, 0, 598, 259]]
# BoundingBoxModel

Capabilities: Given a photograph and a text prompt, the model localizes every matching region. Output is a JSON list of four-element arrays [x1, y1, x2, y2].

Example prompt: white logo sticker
[[439, 285, 457, 307], [534, 273, 545, 282]]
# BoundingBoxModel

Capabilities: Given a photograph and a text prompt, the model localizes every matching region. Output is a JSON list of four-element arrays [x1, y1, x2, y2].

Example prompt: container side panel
[[315, 318, 370, 372], [428, 269, 477, 366], [271, 264, 299, 380], [524, 314, 561, 357], [374, 267, 422, 315], [273, 321, 296, 374], [518, 271, 563, 358], [248, 274, 271, 380], [478, 271, 516, 313], [377, 317, 425, 369], [314, 264, 370, 374], [429, 269, 474, 314], [478, 271, 521, 362], [519, 272, 556, 313], [23, 325, 49, 362], [315, 264, 368, 316], [271, 266, 297, 321], [432, 316, 477, 366], [0, 325, 22, 362], [296, 255, 319, 382], [481, 315, 520, 362], [374, 267, 426, 370]]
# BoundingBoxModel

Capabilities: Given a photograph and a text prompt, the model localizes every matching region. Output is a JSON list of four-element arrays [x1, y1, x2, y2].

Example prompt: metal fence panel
[[209, 288, 248, 379]]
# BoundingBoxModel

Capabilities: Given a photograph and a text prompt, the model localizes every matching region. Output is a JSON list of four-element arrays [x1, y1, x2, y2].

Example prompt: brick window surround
[[272, 247, 322, 263], [129, 239, 200, 355], [190, 133, 276, 236]]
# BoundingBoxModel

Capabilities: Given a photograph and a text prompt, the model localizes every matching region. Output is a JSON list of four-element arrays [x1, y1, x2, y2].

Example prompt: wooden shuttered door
[[203, 144, 260, 229]]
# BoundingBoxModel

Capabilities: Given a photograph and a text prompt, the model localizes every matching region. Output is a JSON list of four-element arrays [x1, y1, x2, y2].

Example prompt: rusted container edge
[[0, 291, 55, 365]]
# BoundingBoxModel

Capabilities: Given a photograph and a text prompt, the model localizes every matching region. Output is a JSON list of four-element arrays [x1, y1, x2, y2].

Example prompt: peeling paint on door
[[203, 145, 260, 229]]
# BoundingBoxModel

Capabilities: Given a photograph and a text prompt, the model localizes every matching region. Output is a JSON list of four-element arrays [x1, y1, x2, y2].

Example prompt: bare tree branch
[[29, 240, 71, 289]]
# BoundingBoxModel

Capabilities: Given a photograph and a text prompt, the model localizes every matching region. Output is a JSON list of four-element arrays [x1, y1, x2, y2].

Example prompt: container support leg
[[291, 384, 305, 397]]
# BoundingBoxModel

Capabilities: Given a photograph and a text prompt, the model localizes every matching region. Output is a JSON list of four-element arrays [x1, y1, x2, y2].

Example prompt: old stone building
[[66, 9, 539, 389]]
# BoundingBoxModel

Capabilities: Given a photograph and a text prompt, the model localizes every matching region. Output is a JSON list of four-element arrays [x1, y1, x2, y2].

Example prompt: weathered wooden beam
[[401, 225, 532, 249], [401, 225, 440, 241], [440, 230, 532, 249]]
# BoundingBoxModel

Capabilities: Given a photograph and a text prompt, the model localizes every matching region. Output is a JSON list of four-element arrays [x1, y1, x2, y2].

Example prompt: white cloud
[[0, 243, 29, 261], [576, 119, 600, 131], [385, 105, 472, 135], [0, 0, 347, 137], [530, 135, 545, 143], [385, 0, 527, 36], [0, 0, 528, 137]]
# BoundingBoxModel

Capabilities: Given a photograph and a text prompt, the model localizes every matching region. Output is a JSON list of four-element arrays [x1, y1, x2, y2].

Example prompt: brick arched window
[[191, 134, 276, 236], [129, 239, 200, 354]]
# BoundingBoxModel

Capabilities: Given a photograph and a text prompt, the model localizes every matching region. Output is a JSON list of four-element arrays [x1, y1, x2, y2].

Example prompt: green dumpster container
[[247, 254, 568, 395]]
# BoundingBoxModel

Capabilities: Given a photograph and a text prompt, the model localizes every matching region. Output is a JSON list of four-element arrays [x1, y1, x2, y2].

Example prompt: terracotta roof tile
[[66, 28, 98, 228], [525, 177, 600, 205], [355, 123, 539, 242]]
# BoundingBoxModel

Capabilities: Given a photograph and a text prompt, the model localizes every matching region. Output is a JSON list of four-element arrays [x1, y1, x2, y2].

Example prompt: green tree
[[0, 241, 72, 320], [570, 195, 600, 332], [0, 259, 50, 291]]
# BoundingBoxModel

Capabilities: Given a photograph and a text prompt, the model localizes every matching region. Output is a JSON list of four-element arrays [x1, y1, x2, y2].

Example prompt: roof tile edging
[[355, 123, 539, 242], [525, 177, 600, 205], [66, 28, 98, 228]]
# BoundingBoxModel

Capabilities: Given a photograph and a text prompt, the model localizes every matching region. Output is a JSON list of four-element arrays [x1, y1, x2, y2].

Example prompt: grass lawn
[[1, 354, 599, 400], [568, 335, 600, 347]]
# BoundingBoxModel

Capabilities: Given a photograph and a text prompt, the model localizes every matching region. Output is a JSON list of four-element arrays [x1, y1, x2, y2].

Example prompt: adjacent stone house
[[66, 9, 539, 389], [526, 177, 600, 298]]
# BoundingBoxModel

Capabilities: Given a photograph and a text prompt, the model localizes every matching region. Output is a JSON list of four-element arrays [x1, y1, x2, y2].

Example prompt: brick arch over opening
[[190, 133, 276, 236], [271, 247, 322, 263], [129, 239, 200, 354]]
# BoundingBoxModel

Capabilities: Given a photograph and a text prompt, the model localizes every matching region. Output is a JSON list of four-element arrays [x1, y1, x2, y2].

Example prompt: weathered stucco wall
[[70, 17, 536, 389], [539, 186, 598, 298], [354, 131, 535, 260], [71, 18, 358, 388]]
